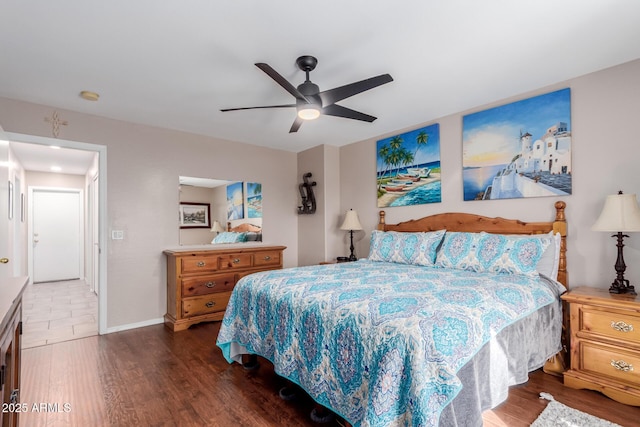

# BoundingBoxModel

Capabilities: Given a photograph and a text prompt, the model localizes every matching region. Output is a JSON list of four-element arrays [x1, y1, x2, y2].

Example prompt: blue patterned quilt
[[216, 260, 561, 426]]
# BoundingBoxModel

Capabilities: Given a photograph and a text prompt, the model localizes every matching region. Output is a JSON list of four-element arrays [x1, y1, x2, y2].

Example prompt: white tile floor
[[21, 279, 98, 349]]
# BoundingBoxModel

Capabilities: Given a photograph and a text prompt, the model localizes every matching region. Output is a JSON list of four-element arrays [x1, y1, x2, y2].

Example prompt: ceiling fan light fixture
[[297, 104, 321, 120]]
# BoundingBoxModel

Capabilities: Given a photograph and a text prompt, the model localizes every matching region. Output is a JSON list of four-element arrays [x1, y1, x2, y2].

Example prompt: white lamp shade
[[210, 220, 225, 233], [592, 193, 640, 232], [340, 209, 363, 231]]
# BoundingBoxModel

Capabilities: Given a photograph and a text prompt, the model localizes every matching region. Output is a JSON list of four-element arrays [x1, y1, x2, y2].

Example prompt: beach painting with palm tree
[[247, 182, 262, 218], [376, 123, 441, 207]]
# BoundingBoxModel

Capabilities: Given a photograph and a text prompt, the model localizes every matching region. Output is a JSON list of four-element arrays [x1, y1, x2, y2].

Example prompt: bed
[[217, 201, 568, 426]]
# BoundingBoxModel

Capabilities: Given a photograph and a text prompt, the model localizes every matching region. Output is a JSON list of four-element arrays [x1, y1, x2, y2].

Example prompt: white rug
[[531, 393, 622, 427]]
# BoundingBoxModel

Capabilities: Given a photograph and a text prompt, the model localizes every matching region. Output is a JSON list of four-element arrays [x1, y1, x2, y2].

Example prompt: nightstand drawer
[[581, 306, 640, 344], [581, 341, 640, 384], [181, 256, 219, 273], [217, 254, 253, 270], [253, 250, 281, 267], [182, 273, 236, 297], [182, 292, 232, 317]]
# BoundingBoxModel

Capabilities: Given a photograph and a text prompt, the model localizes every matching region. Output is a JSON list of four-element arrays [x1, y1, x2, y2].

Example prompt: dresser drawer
[[181, 256, 219, 273], [182, 273, 236, 297], [217, 253, 253, 270], [580, 305, 640, 344], [254, 250, 282, 267], [182, 292, 232, 317], [581, 341, 640, 385]]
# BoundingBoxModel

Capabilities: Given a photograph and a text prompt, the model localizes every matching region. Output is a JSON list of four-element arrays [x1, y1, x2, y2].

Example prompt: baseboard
[[104, 317, 165, 334]]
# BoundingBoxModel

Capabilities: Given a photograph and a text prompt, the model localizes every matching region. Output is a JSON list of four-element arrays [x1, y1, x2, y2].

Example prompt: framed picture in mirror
[[179, 202, 211, 229]]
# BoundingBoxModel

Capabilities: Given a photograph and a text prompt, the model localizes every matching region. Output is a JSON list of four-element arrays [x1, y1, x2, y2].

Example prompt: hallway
[[21, 279, 98, 348]]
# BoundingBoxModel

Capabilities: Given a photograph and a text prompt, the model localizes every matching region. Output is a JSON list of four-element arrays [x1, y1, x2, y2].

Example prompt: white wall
[[296, 144, 344, 265], [297, 145, 325, 266], [0, 98, 299, 330], [337, 59, 640, 290]]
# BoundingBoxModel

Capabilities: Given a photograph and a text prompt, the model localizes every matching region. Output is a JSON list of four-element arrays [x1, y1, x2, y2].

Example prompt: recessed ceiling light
[[51, 166, 62, 172], [50, 145, 61, 149], [80, 91, 99, 101]]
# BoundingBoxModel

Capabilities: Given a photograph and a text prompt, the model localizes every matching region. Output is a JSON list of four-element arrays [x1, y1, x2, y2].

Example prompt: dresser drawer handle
[[232, 258, 240, 264], [205, 281, 216, 288], [611, 320, 634, 333], [205, 301, 216, 308], [611, 359, 633, 372], [263, 255, 271, 261], [196, 261, 206, 267]]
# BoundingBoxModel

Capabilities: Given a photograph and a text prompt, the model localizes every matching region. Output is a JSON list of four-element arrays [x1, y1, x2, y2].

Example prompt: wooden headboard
[[377, 201, 568, 287], [227, 222, 262, 233]]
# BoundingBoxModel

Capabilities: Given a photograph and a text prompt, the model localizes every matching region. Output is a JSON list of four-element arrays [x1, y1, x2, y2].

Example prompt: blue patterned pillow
[[368, 230, 446, 266], [435, 232, 551, 276], [212, 231, 247, 244]]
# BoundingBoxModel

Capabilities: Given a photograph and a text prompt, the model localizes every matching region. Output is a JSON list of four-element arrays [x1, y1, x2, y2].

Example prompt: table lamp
[[592, 191, 640, 294], [210, 220, 225, 235], [340, 209, 363, 261]]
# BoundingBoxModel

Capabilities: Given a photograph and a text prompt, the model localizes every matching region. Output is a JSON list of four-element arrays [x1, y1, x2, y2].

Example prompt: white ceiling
[[1, 1, 640, 155], [10, 142, 96, 175]]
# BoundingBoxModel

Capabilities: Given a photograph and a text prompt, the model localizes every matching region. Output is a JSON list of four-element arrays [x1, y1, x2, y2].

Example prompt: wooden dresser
[[1, 276, 28, 427], [164, 245, 286, 331], [563, 286, 640, 405]]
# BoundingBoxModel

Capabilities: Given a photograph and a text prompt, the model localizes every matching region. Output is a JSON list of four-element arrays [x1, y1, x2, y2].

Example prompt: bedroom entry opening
[[7, 131, 107, 337]]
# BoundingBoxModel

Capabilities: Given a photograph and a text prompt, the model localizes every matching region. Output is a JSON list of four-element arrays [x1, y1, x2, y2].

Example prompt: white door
[[32, 189, 82, 282], [0, 127, 10, 279]]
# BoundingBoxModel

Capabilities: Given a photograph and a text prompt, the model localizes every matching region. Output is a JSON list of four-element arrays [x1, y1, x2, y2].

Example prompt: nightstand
[[562, 286, 640, 405]]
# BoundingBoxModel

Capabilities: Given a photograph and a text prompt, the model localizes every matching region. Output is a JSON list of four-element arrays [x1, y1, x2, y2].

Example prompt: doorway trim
[[7, 132, 107, 335]]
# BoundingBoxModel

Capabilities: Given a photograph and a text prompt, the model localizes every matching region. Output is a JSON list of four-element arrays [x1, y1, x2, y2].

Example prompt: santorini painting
[[376, 123, 441, 208], [462, 88, 572, 201]]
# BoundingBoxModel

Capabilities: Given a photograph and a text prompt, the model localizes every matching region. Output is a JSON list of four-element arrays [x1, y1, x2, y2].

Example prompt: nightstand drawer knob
[[205, 301, 216, 308], [611, 320, 634, 333], [233, 258, 240, 264], [611, 359, 633, 372], [197, 261, 206, 267], [263, 256, 271, 261], [205, 281, 216, 288]]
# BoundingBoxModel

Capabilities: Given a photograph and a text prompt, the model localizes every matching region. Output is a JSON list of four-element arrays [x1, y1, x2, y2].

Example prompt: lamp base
[[609, 279, 636, 295]]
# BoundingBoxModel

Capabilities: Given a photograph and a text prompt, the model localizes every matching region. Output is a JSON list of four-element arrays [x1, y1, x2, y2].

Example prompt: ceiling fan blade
[[255, 63, 310, 103], [322, 104, 377, 122], [220, 104, 296, 112], [318, 74, 393, 106], [289, 116, 303, 133]]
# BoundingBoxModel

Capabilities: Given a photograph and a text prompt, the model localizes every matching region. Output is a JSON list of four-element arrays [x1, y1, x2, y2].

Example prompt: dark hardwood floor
[[19, 321, 640, 426]]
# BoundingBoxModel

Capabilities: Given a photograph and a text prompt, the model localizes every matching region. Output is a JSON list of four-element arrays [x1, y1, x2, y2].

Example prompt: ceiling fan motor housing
[[298, 81, 321, 108]]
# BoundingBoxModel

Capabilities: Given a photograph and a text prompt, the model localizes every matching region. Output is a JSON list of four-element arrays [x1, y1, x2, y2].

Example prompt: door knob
[[0, 258, 9, 264]]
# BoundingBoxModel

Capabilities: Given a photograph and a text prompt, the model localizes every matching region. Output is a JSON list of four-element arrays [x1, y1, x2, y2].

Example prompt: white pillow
[[539, 231, 561, 280]]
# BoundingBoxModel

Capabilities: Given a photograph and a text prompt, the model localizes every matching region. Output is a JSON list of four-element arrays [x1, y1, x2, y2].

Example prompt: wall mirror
[[178, 176, 263, 245]]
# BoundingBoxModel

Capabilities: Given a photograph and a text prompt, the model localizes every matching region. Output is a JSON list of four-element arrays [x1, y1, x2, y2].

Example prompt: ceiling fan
[[221, 55, 393, 133]]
